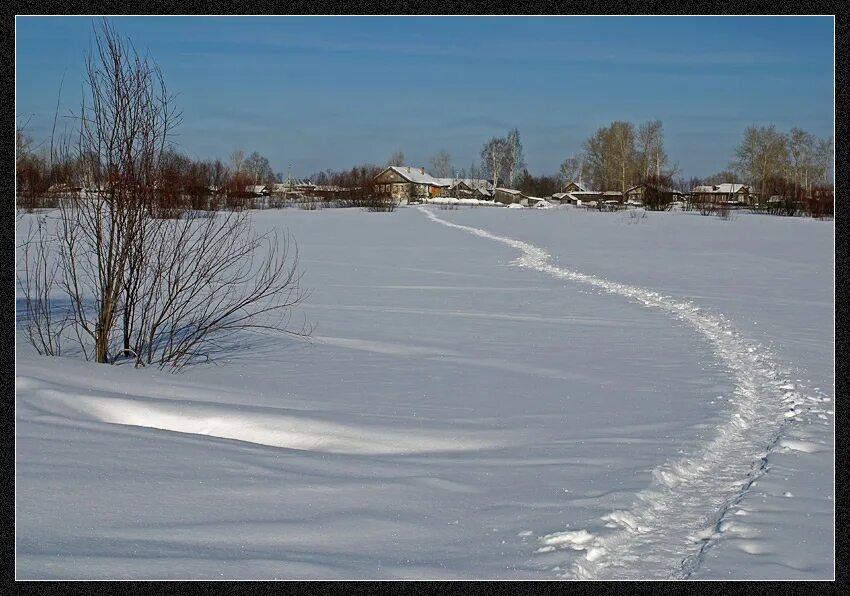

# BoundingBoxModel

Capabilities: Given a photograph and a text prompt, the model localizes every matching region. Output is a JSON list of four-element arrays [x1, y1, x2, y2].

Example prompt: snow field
[[420, 207, 832, 579], [16, 206, 832, 579]]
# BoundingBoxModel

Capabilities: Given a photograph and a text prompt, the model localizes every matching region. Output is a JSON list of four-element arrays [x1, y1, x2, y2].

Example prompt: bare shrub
[[121, 210, 311, 370], [17, 215, 70, 356], [356, 194, 397, 212], [715, 203, 736, 221], [18, 20, 310, 371], [625, 208, 647, 223]]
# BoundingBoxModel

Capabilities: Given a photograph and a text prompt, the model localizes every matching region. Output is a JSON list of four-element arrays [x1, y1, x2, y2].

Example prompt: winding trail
[[419, 207, 806, 579]]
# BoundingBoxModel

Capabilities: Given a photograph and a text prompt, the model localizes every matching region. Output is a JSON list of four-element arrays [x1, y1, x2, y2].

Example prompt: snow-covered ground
[[15, 206, 833, 579]]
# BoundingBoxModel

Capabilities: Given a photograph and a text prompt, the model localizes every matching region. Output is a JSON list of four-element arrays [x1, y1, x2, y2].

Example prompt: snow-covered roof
[[452, 178, 493, 191], [271, 180, 315, 192], [383, 166, 444, 185], [564, 181, 589, 192], [692, 183, 749, 194], [627, 184, 683, 195], [495, 187, 523, 195], [245, 185, 268, 194]]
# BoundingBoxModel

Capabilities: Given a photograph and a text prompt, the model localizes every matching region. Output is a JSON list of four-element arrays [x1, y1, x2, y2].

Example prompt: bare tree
[[813, 137, 833, 187], [56, 19, 180, 363], [505, 128, 526, 189], [731, 124, 789, 203], [19, 20, 310, 370], [609, 121, 637, 196], [559, 154, 584, 188], [17, 215, 70, 356], [230, 148, 245, 177], [637, 120, 667, 181], [788, 127, 815, 198], [123, 210, 311, 370], [387, 150, 405, 166], [429, 149, 452, 178], [582, 127, 610, 191], [244, 151, 275, 186], [481, 137, 509, 188]]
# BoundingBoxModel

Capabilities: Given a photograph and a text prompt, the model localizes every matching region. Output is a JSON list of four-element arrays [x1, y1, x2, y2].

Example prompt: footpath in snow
[[419, 206, 833, 579]]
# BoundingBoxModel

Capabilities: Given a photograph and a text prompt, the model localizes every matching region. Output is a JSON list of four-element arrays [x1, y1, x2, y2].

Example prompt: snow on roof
[[271, 180, 315, 192], [693, 183, 749, 194], [245, 185, 268, 194], [452, 178, 493, 191], [564, 181, 589, 192], [495, 187, 523, 195], [385, 166, 445, 185]]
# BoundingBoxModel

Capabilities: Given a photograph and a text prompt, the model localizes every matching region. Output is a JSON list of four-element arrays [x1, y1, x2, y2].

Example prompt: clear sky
[[15, 16, 834, 180]]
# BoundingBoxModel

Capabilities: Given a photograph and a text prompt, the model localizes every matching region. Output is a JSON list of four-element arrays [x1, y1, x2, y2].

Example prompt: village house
[[270, 179, 316, 197], [244, 184, 271, 196], [46, 182, 84, 195], [555, 190, 623, 208], [471, 186, 494, 200], [691, 183, 753, 206], [561, 180, 589, 193], [624, 183, 686, 206], [448, 178, 494, 199], [373, 166, 450, 200]]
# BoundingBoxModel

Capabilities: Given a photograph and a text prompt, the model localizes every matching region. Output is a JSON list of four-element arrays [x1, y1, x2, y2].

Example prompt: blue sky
[[16, 16, 834, 179]]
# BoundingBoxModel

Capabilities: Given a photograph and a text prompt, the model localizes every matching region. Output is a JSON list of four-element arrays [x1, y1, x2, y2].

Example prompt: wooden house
[[562, 181, 589, 193], [373, 166, 449, 200], [691, 183, 752, 206]]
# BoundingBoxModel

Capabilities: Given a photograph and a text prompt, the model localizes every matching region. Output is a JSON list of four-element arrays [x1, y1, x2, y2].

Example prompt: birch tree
[[429, 149, 452, 178], [387, 151, 405, 166], [582, 127, 611, 191], [505, 128, 526, 189], [230, 148, 245, 176], [559, 154, 584, 187], [813, 137, 833, 186], [732, 125, 789, 200], [481, 137, 509, 188], [638, 120, 667, 181], [609, 121, 637, 195]]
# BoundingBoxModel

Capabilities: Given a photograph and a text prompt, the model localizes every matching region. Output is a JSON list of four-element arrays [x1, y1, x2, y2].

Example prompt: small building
[[448, 178, 494, 198], [46, 182, 84, 195], [561, 190, 623, 207], [472, 187, 494, 200], [526, 196, 551, 208], [244, 184, 270, 196], [270, 179, 316, 196], [494, 187, 526, 205]]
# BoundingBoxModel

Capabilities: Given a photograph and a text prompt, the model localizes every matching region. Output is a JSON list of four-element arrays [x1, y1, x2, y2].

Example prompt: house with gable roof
[[372, 166, 451, 200]]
